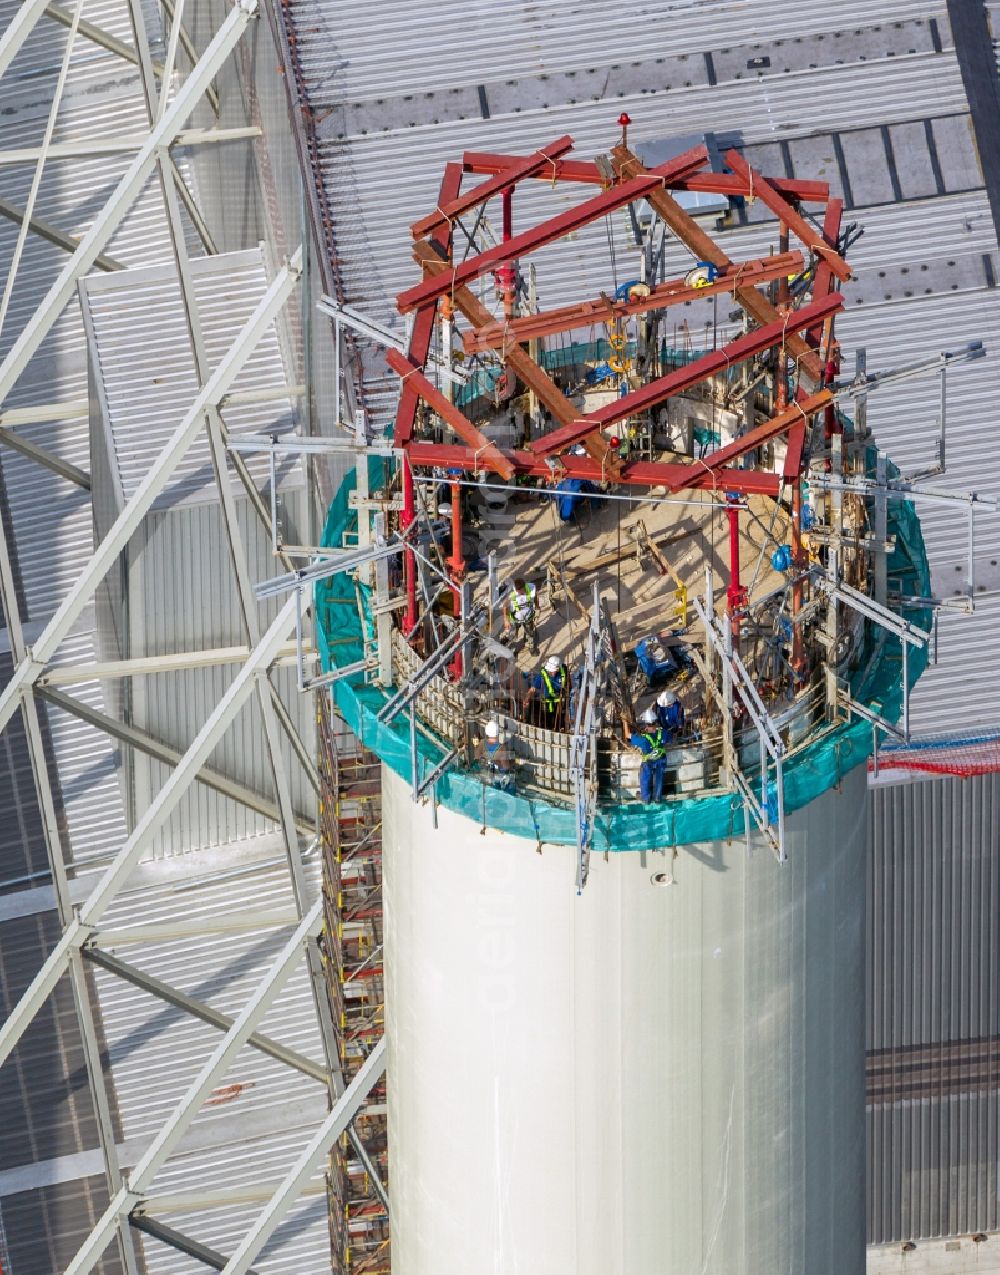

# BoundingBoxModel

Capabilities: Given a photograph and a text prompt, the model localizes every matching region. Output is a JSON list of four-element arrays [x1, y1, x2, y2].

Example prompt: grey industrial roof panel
[[81, 247, 301, 513], [869, 773, 1000, 1244], [0, 4, 332, 1270]]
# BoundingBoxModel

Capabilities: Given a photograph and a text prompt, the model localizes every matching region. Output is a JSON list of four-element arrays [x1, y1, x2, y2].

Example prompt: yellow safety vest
[[540, 667, 564, 709], [509, 584, 536, 622]]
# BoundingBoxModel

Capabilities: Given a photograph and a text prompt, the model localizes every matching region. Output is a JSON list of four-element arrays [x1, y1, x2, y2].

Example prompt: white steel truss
[[0, 4, 385, 1270]]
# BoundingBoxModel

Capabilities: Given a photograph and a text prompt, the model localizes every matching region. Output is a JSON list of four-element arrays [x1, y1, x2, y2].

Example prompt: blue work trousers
[[639, 757, 666, 803]]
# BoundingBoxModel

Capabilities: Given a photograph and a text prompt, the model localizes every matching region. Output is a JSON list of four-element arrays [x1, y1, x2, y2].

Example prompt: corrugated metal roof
[[0, 19, 179, 1272], [92, 857, 332, 1273], [293, 0, 946, 101], [81, 247, 301, 511], [0, 0, 162, 98], [125, 497, 316, 857], [80, 246, 312, 856], [868, 773, 1000, 1244], [0, 54, 205, 877], [94, 859, 325, 1145], [139, 1130, 328, 1274], [0, 6, 333, 1271]]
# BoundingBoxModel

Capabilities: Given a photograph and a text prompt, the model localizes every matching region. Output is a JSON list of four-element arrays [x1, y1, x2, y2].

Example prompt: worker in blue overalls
[[630, 706, 669, 803], [655, 688, 685, 736]]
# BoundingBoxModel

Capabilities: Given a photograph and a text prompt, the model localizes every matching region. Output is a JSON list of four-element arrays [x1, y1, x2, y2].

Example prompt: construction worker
[[630, 706, 669, 804], [527, 654, 570, 730], [656, 688, 685, 737], [502, 576, 539, 654], [480, 719, 515, 792]]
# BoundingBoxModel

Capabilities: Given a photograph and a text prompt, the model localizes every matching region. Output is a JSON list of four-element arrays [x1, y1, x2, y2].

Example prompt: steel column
[[63, 900, 323, 1275], [394, 162, 463, 446], [40, 684, 313, 835], [663, 391, 831, 491], [219, 1036, 388, 1275], [611, 142, 825, 386], [0, 127, 259, 166], [385, 349, 513, 478], [84, 947, 327, 1083], [463, 251, 805, 353], [530, 294, 842, 455], [723, 149, 852, 282], [0, 477, 140, 1274], [411, 241, 619, 473], [0, 0, 51, 81], [0, 193, 124, 270], [403, 441, 781, 496], [0, 593, 303, 1069], [130, 1215, 259, 1275]]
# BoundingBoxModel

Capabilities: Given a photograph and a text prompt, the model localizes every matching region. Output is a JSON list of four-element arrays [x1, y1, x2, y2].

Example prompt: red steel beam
[[662, 391, 831, 491], [463, 251, 805, 354], [783, 419, 807, 480], [723, 149, 852, 283], [396, 145, 709, 314], [385, 348, 515, 480], [412, 240, 621, 475], [611, 143, 824, 388], [808, 196, 844, 345], [393, 162, 463, 446], [404, 441, 781, 496], [394, 304, 436, 447], [411, 135, 574, 241], [623, 460, 780, 495], [529, 292, 843, 456], [462, 149, 829, 203]]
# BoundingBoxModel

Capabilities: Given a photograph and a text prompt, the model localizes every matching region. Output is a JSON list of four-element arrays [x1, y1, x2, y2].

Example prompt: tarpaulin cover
[[315, 450, 930, 851]]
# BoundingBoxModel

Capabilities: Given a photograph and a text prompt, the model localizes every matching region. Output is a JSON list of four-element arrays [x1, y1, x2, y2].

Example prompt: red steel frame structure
[[390, 129, 852, 640]]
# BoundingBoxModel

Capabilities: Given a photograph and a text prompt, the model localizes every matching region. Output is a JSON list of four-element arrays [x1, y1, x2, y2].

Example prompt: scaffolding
[[0, 3, 387, 1270], [302, 124, 994, 888], [319, 694, 391, 1274]]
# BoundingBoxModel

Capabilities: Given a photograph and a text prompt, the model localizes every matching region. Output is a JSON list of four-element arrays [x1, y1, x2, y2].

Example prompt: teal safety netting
[[315, 451, 931, 852]]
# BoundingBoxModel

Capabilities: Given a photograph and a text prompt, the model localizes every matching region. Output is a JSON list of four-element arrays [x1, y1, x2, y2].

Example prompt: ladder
[[319, 696, 391, 1274]]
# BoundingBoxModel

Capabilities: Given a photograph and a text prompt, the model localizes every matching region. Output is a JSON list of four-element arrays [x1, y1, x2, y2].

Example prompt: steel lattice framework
[[0, 3, 385, 1272], [388, 128, 851, 686]]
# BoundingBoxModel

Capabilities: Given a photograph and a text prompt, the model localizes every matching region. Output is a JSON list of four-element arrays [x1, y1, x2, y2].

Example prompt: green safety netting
[[315, 449, 931, 852]]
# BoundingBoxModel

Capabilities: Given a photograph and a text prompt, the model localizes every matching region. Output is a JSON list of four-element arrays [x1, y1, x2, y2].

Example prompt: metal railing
[[388, 631, 827, 809]]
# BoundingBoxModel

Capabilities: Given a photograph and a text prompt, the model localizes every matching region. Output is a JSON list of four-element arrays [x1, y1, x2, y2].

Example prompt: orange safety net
[[871, 731, 1000, 778]]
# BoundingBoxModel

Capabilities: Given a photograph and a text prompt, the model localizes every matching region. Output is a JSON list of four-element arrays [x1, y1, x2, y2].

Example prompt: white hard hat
[[640, 706, 659, 725], [544, 656, 562, 674], [437, 502, 452, 517], [657, 689, 678, 707], [571, 444, 587, 456], [484, 720, 500, 740]]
